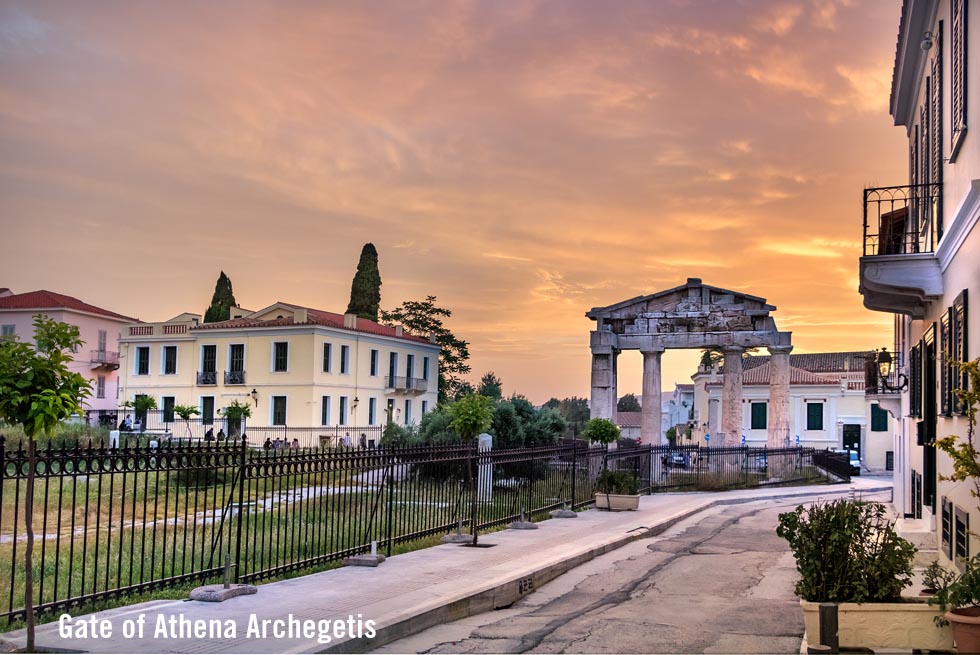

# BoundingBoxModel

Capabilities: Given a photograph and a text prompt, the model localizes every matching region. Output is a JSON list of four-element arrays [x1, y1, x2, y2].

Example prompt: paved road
[[374, 498, 808, 654]]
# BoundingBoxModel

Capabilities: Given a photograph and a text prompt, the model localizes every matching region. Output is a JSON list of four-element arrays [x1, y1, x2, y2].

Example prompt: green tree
[[582, 417, 621, 445], [0, 316, 91, 652], [204, 271, 238, 323], [545, 396, 591, 437], [453, 381, 475, 401], [477, 371, 503, 401], [617, 393, 641, 412], [491, 400, 524, 448], [934, 358, 980, 501], [447, 394, 494, 545], [173, 403, 200, 438], [345, 243, 382, 321], [509, 394, 537, 426], [223, 400, 251, 438], [525, 407, 567, 446], [380, 296, 471, 403]]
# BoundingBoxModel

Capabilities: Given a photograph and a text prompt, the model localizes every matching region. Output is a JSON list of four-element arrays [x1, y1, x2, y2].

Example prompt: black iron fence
[[0, 439, 832, 626]]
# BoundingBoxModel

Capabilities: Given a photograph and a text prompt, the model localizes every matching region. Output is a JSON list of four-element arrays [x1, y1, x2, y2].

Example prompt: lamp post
[[876, 347, 909, 392]]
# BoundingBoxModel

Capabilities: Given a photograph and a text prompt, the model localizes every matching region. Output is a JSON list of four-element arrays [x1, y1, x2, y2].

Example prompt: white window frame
[[404, 399, 412, 425], [160, 345, 178, 375], [227, 343, 246, 373], [0, 325, 15, 338], [200, 344, 218, 373], [368, 397, 377, 425], [340, 345, 350, 375], [423, 356, 430, 381], [321, 396, 332, 426], [200, 396, 215, 425], [323, 342, 332, 373], [96, 375, 106, 399], [271, 395, 288, 426], [422, 400, 429, 416], [339, 396, 349, 426], [271, 341, 289, 373], [135, 346, 150, 376], [406, 354, 415, 381], [370, 349, 379, 376]]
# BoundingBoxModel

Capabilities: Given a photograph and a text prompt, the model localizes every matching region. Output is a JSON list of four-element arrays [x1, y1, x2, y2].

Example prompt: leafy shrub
[[776, 499, 915, 602], [595, 469, 639, 495], [582, 418, 620, 445], [930, 554, 980, 625], [923, 559, 957, 593]]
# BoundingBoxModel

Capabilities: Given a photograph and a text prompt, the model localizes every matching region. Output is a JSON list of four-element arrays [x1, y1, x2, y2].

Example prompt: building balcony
[[859, 183, 942, 318], [224, 370, 246, 385], [197, 371, 217, 385], [90, 350, 119, 370], [385, 375, 429, 395]]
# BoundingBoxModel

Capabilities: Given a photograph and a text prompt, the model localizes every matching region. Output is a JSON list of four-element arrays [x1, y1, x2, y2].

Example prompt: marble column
[[768, 345, 793, 449], [590, 351, 617, 420], [721, 346, 744, 447], [641, 349, 664, 444]]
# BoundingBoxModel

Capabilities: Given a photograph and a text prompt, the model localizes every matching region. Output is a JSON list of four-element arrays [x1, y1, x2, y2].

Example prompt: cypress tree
[[345, 243, 382, 321], [204, 271, 237, 323]]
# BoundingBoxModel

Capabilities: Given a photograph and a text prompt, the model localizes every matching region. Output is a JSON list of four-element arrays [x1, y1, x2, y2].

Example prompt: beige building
[[858, 0, 979, 563], [117, 302, 439, 441], [691, 352, 895, 471]]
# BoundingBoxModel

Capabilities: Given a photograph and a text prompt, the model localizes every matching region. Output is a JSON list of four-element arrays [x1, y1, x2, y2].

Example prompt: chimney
[[429, 332, 438, 344], [395, 325, 404, 337], [344, 313, 358, 329], [294, 308, 308, 323]]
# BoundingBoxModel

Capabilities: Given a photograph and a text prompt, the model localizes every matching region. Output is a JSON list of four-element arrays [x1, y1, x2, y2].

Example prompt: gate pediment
[[586, 278, 777, 336]]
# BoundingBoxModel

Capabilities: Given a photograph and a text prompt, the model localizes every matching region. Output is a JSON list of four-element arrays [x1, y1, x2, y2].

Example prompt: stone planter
[[595, 493, 640, 511], [947, 607, 980, 653], [801, 599, 952, 651]]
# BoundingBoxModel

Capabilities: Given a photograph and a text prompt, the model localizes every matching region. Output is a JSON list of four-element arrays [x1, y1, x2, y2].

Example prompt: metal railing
[[89, 350, 119, 367], [224, 370, 246, 385], [813, 449, 853, 481], [384, 376, 429, 392], [196, 371, 217, 385], [0, 440, 831, 627], [863, 183, 943, 256]]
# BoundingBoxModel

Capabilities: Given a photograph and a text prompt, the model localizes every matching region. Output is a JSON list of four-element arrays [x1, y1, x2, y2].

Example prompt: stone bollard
[[507, 509, 538, 530], [343, 540, 387, 567], [549, 502, 577, 519]]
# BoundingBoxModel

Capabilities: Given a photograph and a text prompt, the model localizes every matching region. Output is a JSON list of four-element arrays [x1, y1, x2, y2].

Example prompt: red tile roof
[[616, 411, 642, 427], [708, 351, 873, 386], [192, 303, 435, 345], [0, 290, 137, 322]]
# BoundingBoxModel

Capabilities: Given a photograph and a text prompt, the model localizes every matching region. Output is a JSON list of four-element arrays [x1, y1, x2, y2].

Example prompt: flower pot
[[595, 493, 640, 511], [947, 607, 980, 653], [800, 599, 952, 651]]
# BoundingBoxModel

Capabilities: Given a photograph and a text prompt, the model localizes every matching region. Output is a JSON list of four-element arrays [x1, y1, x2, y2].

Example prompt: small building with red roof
[[0, 289, 139, 416], [117, 301, 440, 446]]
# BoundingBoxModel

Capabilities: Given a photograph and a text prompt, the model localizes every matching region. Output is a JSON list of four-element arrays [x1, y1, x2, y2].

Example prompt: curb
[[319, 484, 892, 654]]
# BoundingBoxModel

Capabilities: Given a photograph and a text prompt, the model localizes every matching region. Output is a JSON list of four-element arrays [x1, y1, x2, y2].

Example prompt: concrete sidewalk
[[2, 479, 891, 654]]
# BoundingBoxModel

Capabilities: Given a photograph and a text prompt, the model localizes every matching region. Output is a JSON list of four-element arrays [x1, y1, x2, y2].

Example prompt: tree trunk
[[25, 439, 36, 652]]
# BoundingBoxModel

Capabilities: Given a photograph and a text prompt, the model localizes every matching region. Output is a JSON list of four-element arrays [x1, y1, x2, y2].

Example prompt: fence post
[[233, 433, 247, 583], [570, 444, 577, 509], [385, 451, 395, 557]]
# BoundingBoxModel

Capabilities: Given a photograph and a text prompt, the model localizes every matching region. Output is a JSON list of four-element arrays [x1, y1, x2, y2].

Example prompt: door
[[843, 424, 861, 458]]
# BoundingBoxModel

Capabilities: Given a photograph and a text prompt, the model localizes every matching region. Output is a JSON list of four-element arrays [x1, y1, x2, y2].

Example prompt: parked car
[[742, 454, 768, 473], [669, 452, 686, 469], [830, 448, 862, 476]]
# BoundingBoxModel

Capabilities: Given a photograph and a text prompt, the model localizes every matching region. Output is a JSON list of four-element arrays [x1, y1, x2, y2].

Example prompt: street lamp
[[249, 388, 258, 407], [877, 347, 909, 392]]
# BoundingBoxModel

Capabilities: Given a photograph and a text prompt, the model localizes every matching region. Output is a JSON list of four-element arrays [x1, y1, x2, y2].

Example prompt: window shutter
[[950, 0, 968, 159]]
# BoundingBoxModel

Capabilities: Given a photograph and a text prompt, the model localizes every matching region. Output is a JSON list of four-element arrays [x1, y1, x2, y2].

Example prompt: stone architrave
[[721, 346, 744, 447], [768, 345, 793, 449], [641, 349, 664, 444]]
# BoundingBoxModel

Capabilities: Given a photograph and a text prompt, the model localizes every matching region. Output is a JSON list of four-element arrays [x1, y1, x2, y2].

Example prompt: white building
[[858, 0, 979, 563], [691, 352, 895, 470]]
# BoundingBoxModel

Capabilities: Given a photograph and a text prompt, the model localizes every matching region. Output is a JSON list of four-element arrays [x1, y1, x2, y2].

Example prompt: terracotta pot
[[948, 607, 980, 653]]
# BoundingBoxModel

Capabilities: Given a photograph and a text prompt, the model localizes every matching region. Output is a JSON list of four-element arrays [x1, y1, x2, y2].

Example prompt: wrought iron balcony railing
[[863, 183, 943, 256], [224, 370, 246, 385], [863, 349, 907, 396], [385, 376, 429, 392], [197, 371, 217, 385], [90, 350, 119, 367]]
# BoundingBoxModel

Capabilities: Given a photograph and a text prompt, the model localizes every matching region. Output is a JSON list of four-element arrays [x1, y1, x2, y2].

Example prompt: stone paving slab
[[1, 479, 891, 654]]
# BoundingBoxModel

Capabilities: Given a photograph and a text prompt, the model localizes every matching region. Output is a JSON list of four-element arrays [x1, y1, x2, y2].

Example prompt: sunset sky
[[0, 1, 906, 403]]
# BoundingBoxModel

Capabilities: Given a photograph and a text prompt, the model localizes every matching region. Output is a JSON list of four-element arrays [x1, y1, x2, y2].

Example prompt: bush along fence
[[0, 438, 838, 627]]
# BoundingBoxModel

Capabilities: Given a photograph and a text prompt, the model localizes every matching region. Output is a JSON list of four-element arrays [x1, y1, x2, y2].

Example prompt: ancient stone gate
[[586, 278, 793, 447]]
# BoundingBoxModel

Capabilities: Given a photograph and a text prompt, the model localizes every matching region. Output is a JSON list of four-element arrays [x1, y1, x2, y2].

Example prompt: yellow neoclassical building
[[117, 302, 440, 440]]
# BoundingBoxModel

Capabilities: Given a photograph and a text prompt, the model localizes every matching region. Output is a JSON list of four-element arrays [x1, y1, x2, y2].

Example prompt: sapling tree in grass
[[0, 316, 91, 652], [447, 394, 494, 544], [173, 403, 201, 438]]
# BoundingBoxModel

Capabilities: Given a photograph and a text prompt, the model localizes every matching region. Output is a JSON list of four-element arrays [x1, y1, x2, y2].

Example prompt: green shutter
[[751, 402, 767, 430], [806, 402, 824, 430], [871, 404, 888, 431]]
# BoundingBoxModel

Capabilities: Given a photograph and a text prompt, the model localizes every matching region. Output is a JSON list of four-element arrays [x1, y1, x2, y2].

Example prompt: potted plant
[[582, 418, 640, 510], [930, 554, 980, 650], [593, 469, 640, 511], [777, 498, 951, 650], [922, 559, 957, 597], [931, 359, 980, 651]]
